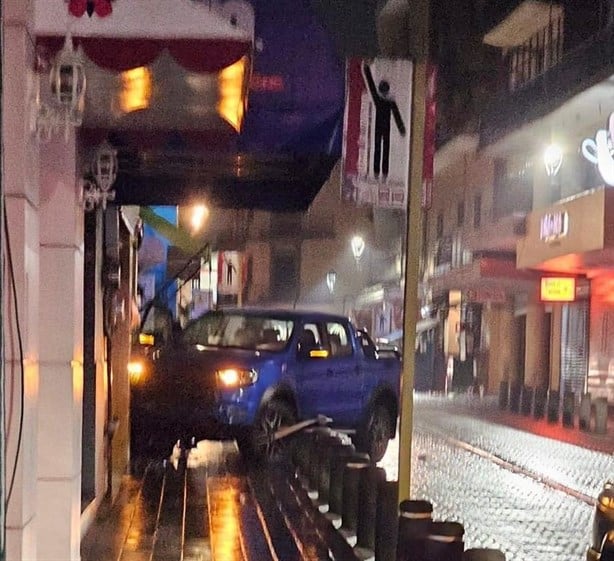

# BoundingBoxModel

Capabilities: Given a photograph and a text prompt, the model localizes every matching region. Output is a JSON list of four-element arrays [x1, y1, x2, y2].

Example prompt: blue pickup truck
[[130, 307, 402, 462]]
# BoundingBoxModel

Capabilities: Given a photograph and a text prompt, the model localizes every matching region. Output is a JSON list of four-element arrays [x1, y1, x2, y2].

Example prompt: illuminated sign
[[540, 277, 576, 302], [582, 113, 614, 186], [540, 211, 568, 242]]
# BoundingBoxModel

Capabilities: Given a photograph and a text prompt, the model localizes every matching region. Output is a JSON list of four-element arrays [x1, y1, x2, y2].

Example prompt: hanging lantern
[[49, 34, 86, 124], [92, 141, 119, 191]]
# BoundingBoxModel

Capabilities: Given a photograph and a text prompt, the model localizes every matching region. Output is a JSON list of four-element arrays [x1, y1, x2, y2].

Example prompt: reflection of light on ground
[[208, 477, 243, 561]]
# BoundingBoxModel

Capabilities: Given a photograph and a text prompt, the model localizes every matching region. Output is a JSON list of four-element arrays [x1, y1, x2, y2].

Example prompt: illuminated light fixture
[[34, 33, 87, 141], [582, 113, 614, 186], [544, 143, 563, 177], [82, 141, 119, 211], [190, 204, 209, 233], [217, 56, 248, 132], [351, 235, 366, 262], [326, 270, 337, 294], [119, 66, 152, 113], [540, 277, 576, 302]]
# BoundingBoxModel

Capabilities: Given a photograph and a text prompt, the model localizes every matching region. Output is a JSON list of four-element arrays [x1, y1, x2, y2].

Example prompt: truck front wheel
[[239, 399, 297, 463], [356, 402, 392, 463]]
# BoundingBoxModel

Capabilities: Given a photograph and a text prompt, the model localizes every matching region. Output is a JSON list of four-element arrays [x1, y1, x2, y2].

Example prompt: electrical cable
[[3, 206, 25, 512]]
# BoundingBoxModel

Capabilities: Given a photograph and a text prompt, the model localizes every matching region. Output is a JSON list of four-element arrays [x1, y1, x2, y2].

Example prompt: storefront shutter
[[560, 301, 589, 396]]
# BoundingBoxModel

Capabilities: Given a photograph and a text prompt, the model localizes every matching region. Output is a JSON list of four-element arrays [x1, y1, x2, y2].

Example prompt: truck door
[[323, 320, 364, 425], [295, 322, 341, 421]]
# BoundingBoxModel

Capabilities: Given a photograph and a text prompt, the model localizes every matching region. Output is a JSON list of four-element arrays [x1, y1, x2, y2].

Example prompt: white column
[[37, 137, 83, 561], [3, 2, 41, 559]]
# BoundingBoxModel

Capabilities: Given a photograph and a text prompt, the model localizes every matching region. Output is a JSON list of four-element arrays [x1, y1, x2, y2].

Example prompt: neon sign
[[582, 113, 614, 186]]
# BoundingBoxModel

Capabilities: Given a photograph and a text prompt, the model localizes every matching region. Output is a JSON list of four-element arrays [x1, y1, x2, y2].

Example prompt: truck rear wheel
[[356, 402, 392, 463]]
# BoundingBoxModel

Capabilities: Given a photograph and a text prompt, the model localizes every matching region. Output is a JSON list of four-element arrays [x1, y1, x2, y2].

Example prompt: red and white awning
[[34, 0, 254, 73]]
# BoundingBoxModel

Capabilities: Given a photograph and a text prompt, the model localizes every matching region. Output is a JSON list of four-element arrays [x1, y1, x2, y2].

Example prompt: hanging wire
[[0, 4, 5, 557], [2, 207, 25, 516]]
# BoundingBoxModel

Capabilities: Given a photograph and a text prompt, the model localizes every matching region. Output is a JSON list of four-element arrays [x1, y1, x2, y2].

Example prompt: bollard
[[463, 548, 506, 560], [588, 482, 614, 559], [375, 480, 398, 561], [595, 397, 608, 435], [396, 499, 433, 561], [562, 391, 575, 427], [318, 441, 354, 511], [328, 450, 370, 517], [533, 386, 547, 419], [547, 390, 560, 423], [355, 465, 386, 556], [579, 392, 592, 431], [424, 521, 464, 561], [341, 459, 372, 544], [508, 382, 521, 413], [498, 380, 509, 410], [520, 385, 533, 416], [602, 531, 614, 561], [308, 433, 339, 497]]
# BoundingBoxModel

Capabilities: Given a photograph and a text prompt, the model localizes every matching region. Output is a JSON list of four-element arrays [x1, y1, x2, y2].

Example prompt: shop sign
[[466, 288, 507, 304], [539, 211, 568, 242], [540, 277, 576, 302], [582, 113, 614, 186]]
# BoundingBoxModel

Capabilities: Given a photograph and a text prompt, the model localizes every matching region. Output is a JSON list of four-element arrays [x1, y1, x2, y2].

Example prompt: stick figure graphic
[[225, 255, 237, 286], [362, 62, 406, 178]]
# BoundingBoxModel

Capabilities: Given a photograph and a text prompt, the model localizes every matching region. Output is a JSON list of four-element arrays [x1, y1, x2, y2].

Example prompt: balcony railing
[[480, 24, 614, 145]]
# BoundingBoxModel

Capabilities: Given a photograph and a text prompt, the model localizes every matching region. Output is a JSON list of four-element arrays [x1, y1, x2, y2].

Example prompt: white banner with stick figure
[[342, 57, 413, 208], [217, 250, 243, 296]]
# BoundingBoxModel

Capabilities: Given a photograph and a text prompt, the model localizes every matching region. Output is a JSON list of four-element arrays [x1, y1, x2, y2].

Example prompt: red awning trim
[[36, 35, 251, 73]]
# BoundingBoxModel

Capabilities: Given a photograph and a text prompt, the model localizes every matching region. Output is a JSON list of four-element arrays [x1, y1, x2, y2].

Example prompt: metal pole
[[384, 0, 430, 502]]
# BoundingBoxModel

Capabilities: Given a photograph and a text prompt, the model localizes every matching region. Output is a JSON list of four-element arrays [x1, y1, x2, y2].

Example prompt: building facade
[[422, 0, 614, 406]]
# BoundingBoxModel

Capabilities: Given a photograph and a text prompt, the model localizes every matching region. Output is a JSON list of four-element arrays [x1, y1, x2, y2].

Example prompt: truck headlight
[[216, 368, 258, 388]]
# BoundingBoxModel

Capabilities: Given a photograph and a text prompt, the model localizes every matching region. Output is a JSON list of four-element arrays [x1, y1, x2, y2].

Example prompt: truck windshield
[[181, 311, 295, 352]]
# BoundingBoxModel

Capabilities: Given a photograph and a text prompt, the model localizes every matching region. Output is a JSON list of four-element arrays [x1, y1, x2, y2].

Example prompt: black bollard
[[508, 382, 521, 413], [498, 380, 509, 410], [547, 390, 560, 423], [396, 499, 433, 561], [588, 482, 614, 560], [308, 432, 338, 497], [318, 441, 354, 510], [424, 521, 464, 561], [328, 450, 369, 517], [463, 548, 506, 560], [375, 480, 398, 561], [533, 386, 547, 419], [341, 458, 372, 544], [562, 391, 575, 427], [355, 465, 386, 554], [602, 531, 614, 561], [520, 385, 533, 416]]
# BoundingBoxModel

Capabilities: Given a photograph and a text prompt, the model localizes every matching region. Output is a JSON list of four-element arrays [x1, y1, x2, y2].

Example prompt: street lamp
[[544, 143, 563, 177], [351, 235, 365, 262], [190, 204, 210, 233], [326, 270, 337, 294]]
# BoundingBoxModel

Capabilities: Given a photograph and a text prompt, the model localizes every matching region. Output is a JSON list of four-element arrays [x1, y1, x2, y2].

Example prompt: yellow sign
[[540, 277, 576, 302]]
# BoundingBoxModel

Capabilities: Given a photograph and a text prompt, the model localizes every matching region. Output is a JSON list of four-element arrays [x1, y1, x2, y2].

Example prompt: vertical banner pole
[[396, 0, 431, 502]]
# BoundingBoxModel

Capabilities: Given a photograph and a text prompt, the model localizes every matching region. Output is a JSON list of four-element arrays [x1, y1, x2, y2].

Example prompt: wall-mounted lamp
[[83, 141, 119, 211], [326, 270, 337, 294], [351, 235, 365, 262], [544, 143, 563, 177], [34, 33, 87, 141]]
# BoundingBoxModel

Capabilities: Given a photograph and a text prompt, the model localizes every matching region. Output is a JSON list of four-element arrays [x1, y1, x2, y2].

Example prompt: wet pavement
[[381, 393, 614, 560], [81, 393, 614, 561]]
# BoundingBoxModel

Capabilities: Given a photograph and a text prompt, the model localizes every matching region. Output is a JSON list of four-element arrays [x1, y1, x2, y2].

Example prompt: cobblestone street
[[380, 394, 614, 561]]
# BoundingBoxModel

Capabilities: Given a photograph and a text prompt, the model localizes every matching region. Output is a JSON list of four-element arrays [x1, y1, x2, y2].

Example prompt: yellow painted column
[[378, 0, 431, 502]]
